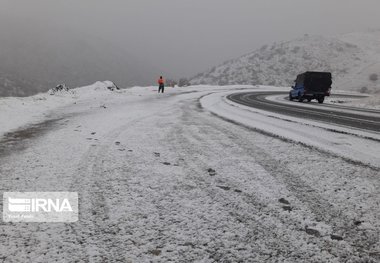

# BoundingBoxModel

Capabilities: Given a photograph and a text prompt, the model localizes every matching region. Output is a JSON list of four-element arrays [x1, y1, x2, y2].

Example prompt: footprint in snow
[[282, 206, 292, 211], [208, 168, 216, 176], [278, 198, 290, 205], [305, 227, 320, 237], [217, 185, 230, 191], [149, 249, 161, 256], [330, 234, 343, 241]]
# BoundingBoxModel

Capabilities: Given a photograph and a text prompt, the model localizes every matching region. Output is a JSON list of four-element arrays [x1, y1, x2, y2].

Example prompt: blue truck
[[289, 71, 332, 103]]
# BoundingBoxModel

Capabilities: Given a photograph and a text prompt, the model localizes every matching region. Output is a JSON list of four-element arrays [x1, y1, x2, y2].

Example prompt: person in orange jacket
[[158, 76, 165, 93]]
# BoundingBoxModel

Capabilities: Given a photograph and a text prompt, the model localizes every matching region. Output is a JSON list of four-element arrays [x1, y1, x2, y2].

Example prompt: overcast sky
[[1, 0, 379, 78]]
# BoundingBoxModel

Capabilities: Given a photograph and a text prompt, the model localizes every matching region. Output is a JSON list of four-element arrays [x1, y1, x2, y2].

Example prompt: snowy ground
[[0, 81, 119, 138], [0, 84, 379, 262], [326, 93, 380, 110], [204, 91, 380, 168]]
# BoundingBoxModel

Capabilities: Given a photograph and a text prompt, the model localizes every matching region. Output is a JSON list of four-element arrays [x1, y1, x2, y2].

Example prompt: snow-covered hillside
[[190, 30, 380, 93]]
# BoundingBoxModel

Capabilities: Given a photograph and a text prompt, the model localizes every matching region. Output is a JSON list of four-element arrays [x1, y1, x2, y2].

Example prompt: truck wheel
[[298, 92, 303, 102], [317, 97, 325, 104], [289, 92, 294, 101]]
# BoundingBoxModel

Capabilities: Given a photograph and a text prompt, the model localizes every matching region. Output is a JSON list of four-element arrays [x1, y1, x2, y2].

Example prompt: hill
[[190, 31, 380, 93]]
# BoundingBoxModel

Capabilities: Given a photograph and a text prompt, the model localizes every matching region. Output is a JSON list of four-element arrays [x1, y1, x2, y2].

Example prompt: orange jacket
[[158, 78, 165, 85]]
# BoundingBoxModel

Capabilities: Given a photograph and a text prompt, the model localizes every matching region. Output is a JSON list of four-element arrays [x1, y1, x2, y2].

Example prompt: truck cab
[[289, 71, 332, 103]]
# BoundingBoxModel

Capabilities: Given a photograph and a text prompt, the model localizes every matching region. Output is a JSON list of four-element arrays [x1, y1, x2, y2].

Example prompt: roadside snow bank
[[0, 81, 122, 138], [326, 93, 380, 110], [201, 90, 380, 168]]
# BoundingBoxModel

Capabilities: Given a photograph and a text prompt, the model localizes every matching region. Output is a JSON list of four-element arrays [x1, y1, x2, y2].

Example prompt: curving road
[[227, 92, 380, 133]]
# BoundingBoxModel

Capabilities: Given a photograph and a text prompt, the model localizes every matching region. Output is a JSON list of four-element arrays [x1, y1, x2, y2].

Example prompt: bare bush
[[369, 73, 378, 82], [166, 79, 177, 87], [178, 78, 190, 87], [359, 86, 368, 93], [291, 46, 300, 53]]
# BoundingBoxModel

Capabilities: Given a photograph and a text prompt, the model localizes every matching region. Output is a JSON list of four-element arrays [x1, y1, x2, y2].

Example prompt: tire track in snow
[[168, 95, 380, 261], [70, 113, 159, 261]]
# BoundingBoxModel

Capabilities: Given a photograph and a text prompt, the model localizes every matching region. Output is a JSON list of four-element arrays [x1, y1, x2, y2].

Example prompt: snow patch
[[0, 81, 123, 139]]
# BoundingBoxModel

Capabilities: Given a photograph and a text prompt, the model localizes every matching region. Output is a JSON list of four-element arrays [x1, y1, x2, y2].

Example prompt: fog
[[1, 0, 380, 79]]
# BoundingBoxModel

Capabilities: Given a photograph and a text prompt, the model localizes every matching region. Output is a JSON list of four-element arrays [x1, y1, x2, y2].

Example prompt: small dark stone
[[115, 141, 121, 145], [354, 220, 363, 226], [282, 206, 292, 211], [128, 150, 133, 152], [278, 198, 290, 205], [154, 152, 160, 157], [162, 162, 171, 165], [118, 149, 126, 151], [91, 132, 96, 135], [330, 234, 343, 241], [234, 189, 242, 193]]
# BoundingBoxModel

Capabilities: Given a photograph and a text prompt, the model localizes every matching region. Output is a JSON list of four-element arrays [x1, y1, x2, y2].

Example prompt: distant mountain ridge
[[0, 18, 159, 97], [190, 30, 380, 93]]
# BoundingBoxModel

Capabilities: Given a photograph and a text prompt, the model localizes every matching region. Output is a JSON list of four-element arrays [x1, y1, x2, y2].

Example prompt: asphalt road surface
[[227, 92, 380, 133]]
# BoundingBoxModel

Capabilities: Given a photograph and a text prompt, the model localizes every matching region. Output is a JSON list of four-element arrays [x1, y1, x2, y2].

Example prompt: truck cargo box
[[290, 71, 332, 103]]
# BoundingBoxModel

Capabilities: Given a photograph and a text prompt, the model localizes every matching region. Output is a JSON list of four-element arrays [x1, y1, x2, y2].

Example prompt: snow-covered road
[[0, 85, 379, 262]]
